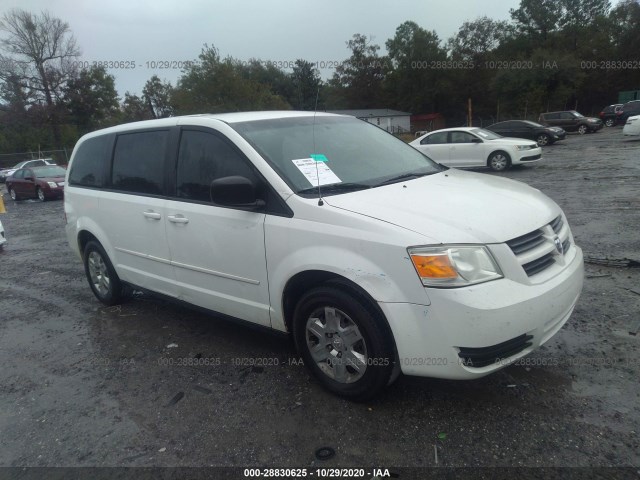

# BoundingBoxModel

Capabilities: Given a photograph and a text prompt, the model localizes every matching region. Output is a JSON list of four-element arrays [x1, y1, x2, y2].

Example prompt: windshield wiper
[[297, 182, 372, 195], [376, 171, 431, 186]]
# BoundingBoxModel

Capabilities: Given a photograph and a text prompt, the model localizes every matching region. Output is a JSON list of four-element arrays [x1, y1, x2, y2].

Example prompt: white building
[[327, 109, 411, 133]]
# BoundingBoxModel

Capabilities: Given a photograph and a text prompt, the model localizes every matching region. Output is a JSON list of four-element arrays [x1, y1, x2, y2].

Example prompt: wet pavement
[[0, 127, 638, 472]]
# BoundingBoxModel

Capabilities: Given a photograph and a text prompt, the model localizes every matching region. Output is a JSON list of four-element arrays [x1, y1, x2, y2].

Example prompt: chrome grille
[[506, 229, 545, 255], [550, 215, 563, 233], [507, 215, 571, 277], [523, 252, 555, 276]]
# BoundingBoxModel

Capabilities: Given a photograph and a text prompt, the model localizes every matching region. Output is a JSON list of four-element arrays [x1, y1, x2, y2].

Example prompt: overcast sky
[[0, 0, 593, 96]]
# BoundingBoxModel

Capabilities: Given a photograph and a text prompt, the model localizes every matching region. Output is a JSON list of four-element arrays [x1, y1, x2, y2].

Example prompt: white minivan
[[64, 112, 584, 400]]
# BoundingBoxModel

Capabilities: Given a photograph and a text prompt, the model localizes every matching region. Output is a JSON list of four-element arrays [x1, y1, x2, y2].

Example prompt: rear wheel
[[83, 240, 126, 306], [36, 187, 45, 202], [605, 118, 615, 127], [578, 124, 588, 134], [488, 151, 511, 171], [293, 285, 395, 401], [9, 188, 18, 201]]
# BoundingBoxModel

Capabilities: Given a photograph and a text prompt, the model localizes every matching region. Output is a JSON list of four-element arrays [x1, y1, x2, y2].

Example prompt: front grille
[[550, 215, 563, 233], [507, 215, 571, 277], [523, 252, 555, 276], [506, 229, 545, 255], [458, 334, 534, 368]]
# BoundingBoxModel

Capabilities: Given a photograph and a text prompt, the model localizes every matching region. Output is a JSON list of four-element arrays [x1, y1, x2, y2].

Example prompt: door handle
[[167, 214, 189, 224], [143, 210, 161, 220]]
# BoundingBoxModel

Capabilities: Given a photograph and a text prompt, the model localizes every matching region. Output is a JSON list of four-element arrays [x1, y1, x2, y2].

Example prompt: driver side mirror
[[471, 138, 482, 143], [211, 176, 265, 210]]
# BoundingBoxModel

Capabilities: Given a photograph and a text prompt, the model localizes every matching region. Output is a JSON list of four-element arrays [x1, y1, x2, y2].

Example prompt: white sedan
[[622, 115, 640, 136], [410, 127, 542, 171]]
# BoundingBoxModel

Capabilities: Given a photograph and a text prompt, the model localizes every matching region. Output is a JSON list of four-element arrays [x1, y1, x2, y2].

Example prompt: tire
[[605, 118, 615, 127], [292, 285, 395, 401], [36, 187, 45, 202], [488, 151, 511, 171], [578, 124, 588, 135], [9, 188, 18, 201], [83, 240, 125, 306], [536, 133, 551, 146]]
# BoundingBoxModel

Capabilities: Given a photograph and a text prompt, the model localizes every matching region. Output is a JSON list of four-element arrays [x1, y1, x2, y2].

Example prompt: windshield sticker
[[292, 158, 342, 186], [310, 153, 328, 162]]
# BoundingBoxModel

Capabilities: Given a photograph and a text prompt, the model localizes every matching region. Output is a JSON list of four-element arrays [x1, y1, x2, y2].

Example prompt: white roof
[[85, 111, 344, 138]]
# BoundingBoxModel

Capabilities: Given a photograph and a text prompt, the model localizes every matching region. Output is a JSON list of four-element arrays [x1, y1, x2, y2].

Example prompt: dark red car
[[6, 165, 66, 201]]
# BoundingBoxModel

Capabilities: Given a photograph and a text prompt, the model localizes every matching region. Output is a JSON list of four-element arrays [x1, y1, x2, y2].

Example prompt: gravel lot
[[0, 127, 638, 476]]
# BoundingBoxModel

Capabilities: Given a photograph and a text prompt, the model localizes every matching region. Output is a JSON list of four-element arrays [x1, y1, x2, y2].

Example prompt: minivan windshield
[[232, 116, 444, 195]]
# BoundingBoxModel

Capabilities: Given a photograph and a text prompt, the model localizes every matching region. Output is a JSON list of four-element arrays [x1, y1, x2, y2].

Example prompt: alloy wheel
[[305, 306, 368, 384], [88, 251, 111, 297]]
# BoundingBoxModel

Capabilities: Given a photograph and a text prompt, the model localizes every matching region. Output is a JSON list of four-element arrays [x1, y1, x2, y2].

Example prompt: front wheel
[[536, 133, 551, 146], [36, 187, 45, 202], [605, 118, 615, 127], [83, 240, 126, 306], [578, 125, 588, 134], [488, 151, 511, 171], [293, 286, 395, 401]]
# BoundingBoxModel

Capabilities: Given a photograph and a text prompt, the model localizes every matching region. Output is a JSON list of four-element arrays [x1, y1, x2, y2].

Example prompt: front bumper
[[380, 245, 583, 379], [44, 187, 64, 199], [519, 153, 542, 162]]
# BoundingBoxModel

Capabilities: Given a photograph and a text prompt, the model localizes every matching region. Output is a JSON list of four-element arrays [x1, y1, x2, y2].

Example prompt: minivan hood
[[323, 169, 559, 244]]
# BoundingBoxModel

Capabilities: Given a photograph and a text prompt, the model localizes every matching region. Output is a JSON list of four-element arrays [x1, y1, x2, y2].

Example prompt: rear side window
[[422, 132, 448, 145], [176, 130, 259, 203], [111, 130, 168, 195], [450, 131, 475, 143], [69, 135, 110, 187]]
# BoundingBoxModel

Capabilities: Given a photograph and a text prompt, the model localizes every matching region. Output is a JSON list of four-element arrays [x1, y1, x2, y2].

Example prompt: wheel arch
[[282, 270, 395, 341], [77, 230, 100, 260]]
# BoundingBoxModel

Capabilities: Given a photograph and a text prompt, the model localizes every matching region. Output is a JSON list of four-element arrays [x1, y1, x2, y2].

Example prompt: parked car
[[486, 120, 566, 146], [65, 112, 583, 400], [538, 110, 603, 134], [409, 127, 542, 171], [0, 158, 56, 183], [616, 100, 640, 125], [6, 165, 66, 201], [0, 219, 5, 249], [622, 115, 640, 136], [599, 104, 623, 127]]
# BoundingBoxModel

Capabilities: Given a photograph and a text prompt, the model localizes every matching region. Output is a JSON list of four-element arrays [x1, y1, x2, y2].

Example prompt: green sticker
[[310, 154, 328, 162]]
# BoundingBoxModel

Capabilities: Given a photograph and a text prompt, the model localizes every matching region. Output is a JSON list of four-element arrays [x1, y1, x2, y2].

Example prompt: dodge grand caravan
[[65, 112, 584, 400]]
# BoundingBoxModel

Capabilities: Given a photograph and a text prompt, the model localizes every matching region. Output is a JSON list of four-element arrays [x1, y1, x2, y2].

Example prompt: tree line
[[0, 0, 639, 159]]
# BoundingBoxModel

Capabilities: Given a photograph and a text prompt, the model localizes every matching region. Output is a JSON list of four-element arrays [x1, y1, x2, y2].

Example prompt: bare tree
[[0, 9, 80, 147]]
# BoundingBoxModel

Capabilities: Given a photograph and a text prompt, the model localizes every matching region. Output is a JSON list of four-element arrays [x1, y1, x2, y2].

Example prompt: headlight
[[47, 182, 57, 188], [408, 245, 503, 287]]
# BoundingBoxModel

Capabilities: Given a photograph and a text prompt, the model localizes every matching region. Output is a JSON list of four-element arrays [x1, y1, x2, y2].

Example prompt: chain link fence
[[0, 149, 71, 169]]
